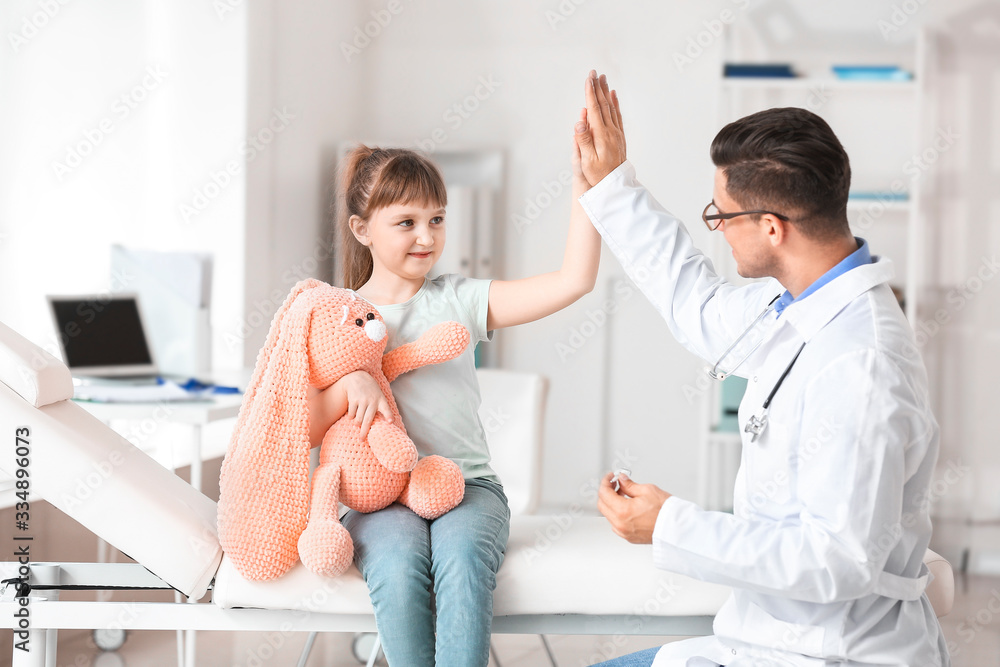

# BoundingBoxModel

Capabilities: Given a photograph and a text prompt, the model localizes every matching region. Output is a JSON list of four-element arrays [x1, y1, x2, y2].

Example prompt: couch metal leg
[[44, 588, 59, 667], [365, 633, 382, 667], [12, 627, 46, 667], [296, 631, 318, 667], [174, 591, 185, 667], [490, 641, 503, 667], [184, 627, 197, 667], [540, 635, 558, 667]]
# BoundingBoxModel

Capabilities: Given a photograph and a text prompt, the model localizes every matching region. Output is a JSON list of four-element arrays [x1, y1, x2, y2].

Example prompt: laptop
[[46, 293, 163, 384]]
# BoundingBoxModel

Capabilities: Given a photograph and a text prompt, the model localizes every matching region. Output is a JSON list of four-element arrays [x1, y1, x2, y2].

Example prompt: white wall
[[238, 1, 368, 370], [0, 0, 246, 371]]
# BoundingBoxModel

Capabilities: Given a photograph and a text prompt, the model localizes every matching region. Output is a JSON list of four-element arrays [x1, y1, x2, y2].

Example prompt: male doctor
[[574, 71, 950, 666]]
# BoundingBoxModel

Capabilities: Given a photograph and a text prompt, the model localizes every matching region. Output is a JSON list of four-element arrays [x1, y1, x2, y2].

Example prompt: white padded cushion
[[0, 320, 73, 408], [924, 548, 954, 617], [0, 381, 222, 599], [476, 369, 546, 516], [494, 516, 730, 616], [213, 556, 374, 613], [212, 515, 732, 617], [212, 517, 954, 625]]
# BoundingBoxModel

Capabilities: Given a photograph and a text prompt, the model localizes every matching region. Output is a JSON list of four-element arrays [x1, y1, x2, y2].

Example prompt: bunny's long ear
[[218, 278, 322, 580]]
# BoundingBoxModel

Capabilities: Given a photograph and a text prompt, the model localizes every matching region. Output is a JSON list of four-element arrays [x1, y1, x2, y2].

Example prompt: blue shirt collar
[[774, 237, 872, 316]]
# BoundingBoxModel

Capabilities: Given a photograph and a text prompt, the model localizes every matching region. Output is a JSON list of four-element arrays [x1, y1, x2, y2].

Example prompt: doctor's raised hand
[[597, 472, 671, 544], [575, 70, 627, 188]]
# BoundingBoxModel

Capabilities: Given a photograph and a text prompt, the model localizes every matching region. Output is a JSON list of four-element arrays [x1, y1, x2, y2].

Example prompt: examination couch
[[0, 320, 954, 667]]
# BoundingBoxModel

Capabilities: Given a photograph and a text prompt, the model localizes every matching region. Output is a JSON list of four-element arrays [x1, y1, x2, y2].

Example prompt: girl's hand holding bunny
[[306, 370, 390, 447], [340, 370, 391, 436]]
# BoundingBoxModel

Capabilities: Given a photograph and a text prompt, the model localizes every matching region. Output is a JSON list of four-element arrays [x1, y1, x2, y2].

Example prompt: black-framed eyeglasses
[[702, 200, 789, 231]]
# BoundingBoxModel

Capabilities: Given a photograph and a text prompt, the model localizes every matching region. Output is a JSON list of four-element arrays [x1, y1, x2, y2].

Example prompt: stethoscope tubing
[[707, 293, 805, 442], [707, 293, 782, 381], [761, 342, 806, 411]]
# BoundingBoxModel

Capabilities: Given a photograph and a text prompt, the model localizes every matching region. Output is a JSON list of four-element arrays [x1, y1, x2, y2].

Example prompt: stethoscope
[[706, 294, 806, 443]]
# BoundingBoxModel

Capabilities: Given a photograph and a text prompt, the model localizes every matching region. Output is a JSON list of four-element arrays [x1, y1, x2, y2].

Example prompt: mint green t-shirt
[[373, 274, 499, 483]]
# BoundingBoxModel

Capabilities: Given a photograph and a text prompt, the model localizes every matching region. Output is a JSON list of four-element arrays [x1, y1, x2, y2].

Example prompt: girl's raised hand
[[338, 370, 392, 437], [572, 106, 590, 194]]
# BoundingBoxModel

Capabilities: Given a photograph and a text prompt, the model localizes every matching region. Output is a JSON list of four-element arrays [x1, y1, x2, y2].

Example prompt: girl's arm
[[307, 371, 391, 448], [307, 384, 346, 449], [486, 88, 616, 331]]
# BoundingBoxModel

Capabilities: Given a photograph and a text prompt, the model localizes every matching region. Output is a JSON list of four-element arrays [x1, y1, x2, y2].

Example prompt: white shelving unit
[[720, 77, 919, 92], [697, 18, 937, 511], [713, 33, 933, 321]]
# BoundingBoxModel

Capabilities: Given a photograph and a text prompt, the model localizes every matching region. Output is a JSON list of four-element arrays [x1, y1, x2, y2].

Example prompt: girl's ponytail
[[338, 145, 378, 290]]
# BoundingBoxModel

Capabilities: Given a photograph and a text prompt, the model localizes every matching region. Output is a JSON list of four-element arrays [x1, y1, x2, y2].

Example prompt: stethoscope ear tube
[[707, 293, 782, 381]]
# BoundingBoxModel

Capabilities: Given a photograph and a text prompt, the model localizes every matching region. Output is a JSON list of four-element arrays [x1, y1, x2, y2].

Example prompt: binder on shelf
[[831, 65, 912, 81], [723, 63, 796, 78], [848, 191, 910, 202]]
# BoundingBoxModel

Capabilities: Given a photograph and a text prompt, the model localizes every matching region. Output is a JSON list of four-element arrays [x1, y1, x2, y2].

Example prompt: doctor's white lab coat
[[579, 162, 950, 667]]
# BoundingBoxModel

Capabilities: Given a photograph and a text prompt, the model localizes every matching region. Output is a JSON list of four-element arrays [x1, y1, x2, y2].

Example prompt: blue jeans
[[590, 646, 661, 667], [342, 477, 510, 667]]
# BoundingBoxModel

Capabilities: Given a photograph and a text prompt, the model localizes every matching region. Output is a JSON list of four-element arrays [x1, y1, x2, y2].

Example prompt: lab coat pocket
[[744, 420, 794, 512], [745, 601, 826, 658]]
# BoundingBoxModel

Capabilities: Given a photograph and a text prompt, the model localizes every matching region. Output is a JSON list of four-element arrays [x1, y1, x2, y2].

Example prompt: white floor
[[34, 572, 1000, 667], [52, 628, 674, 667]]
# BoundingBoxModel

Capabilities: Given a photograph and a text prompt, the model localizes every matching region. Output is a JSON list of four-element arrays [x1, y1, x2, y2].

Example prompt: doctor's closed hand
[[597, 472, 671, 544], [575, 70, 626, 187]]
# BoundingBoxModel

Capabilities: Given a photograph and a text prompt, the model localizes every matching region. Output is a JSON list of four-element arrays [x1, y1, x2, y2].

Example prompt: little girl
[[306, 101, 608, 665]]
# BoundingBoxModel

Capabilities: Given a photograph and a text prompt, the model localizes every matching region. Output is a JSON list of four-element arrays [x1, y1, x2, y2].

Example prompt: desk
[[74, 394, 243, 493], [71, 393, 243, 662]]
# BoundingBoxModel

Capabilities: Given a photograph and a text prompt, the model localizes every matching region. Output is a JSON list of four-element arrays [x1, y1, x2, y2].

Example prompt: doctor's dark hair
[[711, 107, 852, 241], [337, 145, 448, 290]]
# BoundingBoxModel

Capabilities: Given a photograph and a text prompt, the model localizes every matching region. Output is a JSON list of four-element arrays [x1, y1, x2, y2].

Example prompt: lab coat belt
[[872, 564, 930, 601]]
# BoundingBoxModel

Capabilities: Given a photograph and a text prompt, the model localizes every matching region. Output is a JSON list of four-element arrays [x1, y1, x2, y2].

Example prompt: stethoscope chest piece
[[745, 412, 768, 442]]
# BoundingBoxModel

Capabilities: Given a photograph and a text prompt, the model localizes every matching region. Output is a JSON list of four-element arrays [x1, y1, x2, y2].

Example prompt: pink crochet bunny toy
[[218, 278, 468, 580]]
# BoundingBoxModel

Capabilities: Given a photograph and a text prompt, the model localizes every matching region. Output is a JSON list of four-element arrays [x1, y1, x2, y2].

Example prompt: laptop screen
[[49, 295, 154, 371]]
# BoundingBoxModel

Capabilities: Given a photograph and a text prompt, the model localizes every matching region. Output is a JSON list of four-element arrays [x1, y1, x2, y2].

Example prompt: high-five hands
[[597, 471, 671, 544], [574, 70, 627, 188], [571, 106, 589, 196]]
